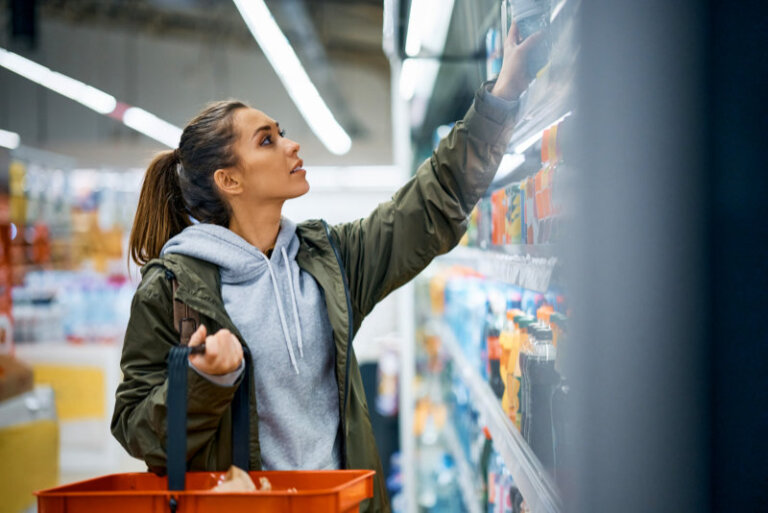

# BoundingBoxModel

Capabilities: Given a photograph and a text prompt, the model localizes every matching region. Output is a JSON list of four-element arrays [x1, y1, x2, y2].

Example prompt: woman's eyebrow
[[252, 121, 280, 140]]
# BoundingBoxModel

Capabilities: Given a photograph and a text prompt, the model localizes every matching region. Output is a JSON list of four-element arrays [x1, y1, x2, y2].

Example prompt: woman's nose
[[286, 138, 300, 155]]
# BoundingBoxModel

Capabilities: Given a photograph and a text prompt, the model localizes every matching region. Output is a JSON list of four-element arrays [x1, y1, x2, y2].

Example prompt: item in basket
[[212, 466, 258, 492], [258, 477, 273, 492]]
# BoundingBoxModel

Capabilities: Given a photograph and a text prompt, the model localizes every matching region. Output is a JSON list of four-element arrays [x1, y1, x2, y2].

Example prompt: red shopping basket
[[37, 343, 376, 512], [35, 469, 375, 513]]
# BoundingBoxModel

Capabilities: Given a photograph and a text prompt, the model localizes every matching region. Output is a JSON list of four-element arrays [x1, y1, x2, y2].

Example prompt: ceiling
[[33, 0, 385, 57], [1, 0, 394, 166]]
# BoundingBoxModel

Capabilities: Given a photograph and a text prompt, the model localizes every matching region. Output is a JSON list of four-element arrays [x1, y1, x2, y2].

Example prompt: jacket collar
[[142, 220, 351, 347]]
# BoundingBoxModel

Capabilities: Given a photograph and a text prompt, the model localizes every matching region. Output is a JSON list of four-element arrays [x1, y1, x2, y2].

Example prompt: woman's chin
[[288, 181, 310, 199]]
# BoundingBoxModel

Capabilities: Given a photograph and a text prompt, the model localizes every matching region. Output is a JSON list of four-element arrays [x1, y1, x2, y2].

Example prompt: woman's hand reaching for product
[[491, 21, 545, 101], [188, 324, 244, 375]]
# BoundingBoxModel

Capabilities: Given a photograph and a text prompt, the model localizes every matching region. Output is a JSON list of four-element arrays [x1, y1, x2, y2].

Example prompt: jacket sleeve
[[331, 82, 519, 319], [110, 267, 242, 472]]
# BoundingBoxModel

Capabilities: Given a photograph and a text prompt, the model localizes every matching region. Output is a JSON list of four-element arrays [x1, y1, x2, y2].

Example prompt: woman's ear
[[213, 168, 242, 197]]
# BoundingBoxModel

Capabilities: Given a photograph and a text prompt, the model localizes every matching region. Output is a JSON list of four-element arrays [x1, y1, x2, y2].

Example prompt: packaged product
[[504, 184, 522, 245], [491, 188, 507, 246]]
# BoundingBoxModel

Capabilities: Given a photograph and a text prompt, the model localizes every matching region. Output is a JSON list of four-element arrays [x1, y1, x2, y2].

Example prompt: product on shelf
[[521, 325, 558, 472], [491, 188, 507, 247], [500, 309, 522, 416], [13, 270, 134, 344], [477, 197, 493, 249], [512, 316, 535, 429], [479, 427, 493, 510], [550, 314, 569, 486], [0, 222, 12, 354], [504, 184, 523, 245]]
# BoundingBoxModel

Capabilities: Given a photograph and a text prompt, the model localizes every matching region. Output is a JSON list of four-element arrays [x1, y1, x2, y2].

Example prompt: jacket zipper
[[322, 220, 354, 468]]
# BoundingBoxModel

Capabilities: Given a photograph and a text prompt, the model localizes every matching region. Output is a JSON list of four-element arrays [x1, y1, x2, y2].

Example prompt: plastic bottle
[[510, 0, 551, 78], [488, 326, 505, 400], [479, 427, 493, 511], [523, 325, 558, 471], [550, 314, 569, 486], [515, 317, 536, 430], [486, 449, 503, 513], [500, 309, 523, 415]]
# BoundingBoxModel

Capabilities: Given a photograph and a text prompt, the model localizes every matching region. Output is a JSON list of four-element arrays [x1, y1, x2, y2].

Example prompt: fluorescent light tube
[[231, 0, 352, 156], [0, 47, 116, 114], [123, 107, 183, 149], [0, 128, 20, 150], [405, 0, 455, 57], [0, 46, 183, 148]]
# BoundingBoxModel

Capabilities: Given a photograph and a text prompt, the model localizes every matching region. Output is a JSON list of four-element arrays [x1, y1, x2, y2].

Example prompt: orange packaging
[[490, 188, 507, 246], [505, 312, 525, 426], [537, 305, 554, 325]]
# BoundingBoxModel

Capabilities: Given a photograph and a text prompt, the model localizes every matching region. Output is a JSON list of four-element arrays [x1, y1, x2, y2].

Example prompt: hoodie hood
[[161, 218, 299, 285], [161, 218, 305, 374]]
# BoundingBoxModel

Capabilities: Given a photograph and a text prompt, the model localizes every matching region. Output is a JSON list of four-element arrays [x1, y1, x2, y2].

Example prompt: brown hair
[[129, 100, 249, 266]]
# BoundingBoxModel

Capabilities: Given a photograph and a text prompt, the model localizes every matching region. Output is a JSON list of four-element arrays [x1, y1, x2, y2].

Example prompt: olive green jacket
[[111, 83, 517, 513]]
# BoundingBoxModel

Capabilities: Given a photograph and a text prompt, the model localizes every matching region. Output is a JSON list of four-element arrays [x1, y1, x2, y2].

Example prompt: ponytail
[[129, 150, 191, 266], [129, 99, 248, 267]]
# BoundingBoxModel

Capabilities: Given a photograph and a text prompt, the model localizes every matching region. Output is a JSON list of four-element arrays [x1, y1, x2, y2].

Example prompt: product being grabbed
[[510, 0, 551, 79]]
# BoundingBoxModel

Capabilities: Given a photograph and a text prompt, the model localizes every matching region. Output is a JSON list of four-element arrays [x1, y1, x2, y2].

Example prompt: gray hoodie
[[161, 218, 342, 471]]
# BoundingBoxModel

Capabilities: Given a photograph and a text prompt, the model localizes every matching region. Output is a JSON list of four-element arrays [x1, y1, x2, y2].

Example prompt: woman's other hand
[[491, 21, 545, 101], [188, 325, 244, 375]]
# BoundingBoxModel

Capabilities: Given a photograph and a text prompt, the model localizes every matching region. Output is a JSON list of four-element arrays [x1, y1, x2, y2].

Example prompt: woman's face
[[227, 107, 309, 204]]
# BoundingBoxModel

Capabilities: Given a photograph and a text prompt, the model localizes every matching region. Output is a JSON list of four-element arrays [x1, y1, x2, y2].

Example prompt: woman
[[111, 24, 541, 513]]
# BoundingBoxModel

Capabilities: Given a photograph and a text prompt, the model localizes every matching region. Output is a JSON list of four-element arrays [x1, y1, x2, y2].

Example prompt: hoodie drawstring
[[259, 253, 299, 374], [282, 247, 305, 358]]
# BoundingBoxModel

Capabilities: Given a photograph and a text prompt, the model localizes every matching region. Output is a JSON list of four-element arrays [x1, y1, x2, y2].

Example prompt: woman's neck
[[228, 204, 283, 254]]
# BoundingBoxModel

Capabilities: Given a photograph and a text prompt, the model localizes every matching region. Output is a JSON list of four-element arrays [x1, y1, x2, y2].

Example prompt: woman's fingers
[[510, 19, 520, 46], [188, 324, 207, 346], [519, 29, 545, 54], [188, 328, 242, 375]]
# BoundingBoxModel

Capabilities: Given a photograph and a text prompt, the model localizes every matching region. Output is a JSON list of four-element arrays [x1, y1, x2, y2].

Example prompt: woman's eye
[[260, 129, 285, 146]]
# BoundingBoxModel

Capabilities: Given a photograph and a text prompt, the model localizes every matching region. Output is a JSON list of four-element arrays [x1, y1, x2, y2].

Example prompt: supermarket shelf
[[440, 324, 563, 513], [443, 422, 483, 513], [440, 246, 558, 292]]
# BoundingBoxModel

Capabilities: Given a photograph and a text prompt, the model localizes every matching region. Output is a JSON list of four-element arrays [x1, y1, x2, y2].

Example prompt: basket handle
[[166, 335, 252, 494]]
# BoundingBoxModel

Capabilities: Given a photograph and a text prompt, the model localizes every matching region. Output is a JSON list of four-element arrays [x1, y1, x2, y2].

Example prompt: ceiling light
[[0, 128, 20, 150], [231, 0, 352, 156], [0, 46, 182, 148], [123, 108, 182, 149], [0, 47, 116, 114], [405, 0, 455, 57]]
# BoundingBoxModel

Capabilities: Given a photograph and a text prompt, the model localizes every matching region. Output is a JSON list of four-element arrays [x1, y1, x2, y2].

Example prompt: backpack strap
[[171, 277, 200, 346], [164, 266, 251, 478]]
